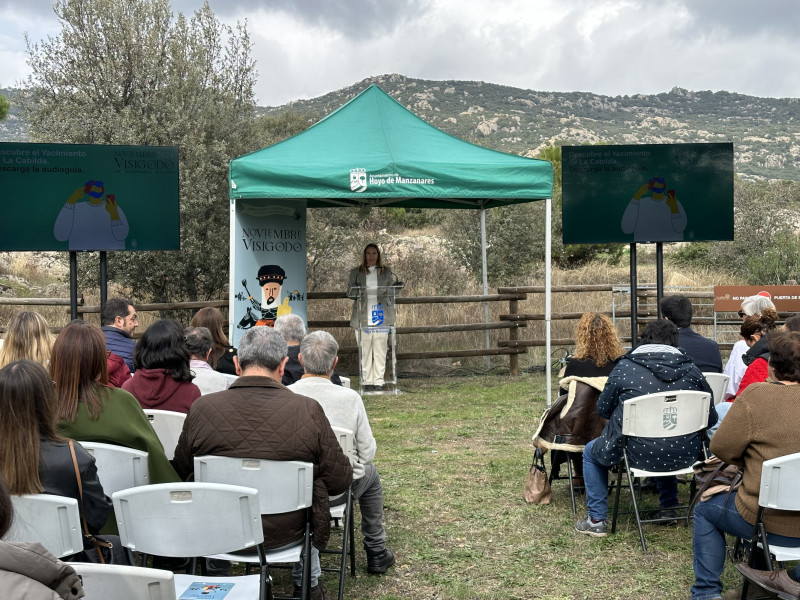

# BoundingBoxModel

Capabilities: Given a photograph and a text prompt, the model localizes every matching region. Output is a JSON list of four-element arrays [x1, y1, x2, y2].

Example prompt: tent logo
[[350, 168, 367, 193]]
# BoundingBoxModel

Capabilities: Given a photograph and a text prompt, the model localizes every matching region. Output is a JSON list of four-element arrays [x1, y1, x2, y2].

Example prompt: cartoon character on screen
[[53, 179, 130, 250], [620, 176, 687, 242], [237, 264, 292, 329]]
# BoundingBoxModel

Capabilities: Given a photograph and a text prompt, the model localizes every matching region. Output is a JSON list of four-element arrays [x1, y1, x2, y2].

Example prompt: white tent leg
[[545, 197, 552, 407], [480, 206, 491, 369]]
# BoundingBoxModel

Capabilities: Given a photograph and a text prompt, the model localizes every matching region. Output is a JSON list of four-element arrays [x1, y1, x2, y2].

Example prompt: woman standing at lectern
[[348, 244, 397, 392]]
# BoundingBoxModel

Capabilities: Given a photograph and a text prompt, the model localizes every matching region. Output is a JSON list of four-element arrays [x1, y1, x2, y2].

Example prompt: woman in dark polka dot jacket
[[575, 318, 716, 538]]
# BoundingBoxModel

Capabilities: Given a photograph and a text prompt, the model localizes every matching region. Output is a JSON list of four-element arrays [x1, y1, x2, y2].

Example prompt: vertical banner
[[230, 200, 307, 347]]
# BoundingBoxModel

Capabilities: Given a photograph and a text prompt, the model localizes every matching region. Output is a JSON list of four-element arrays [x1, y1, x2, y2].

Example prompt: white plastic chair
[[142, 409, 187, 460], [609, 390, 712, 552], [702, 372, 730, 406], [192, 457, 314, 599], [80, 442, 149, 496], [323, 427, 356, 600], [339, 376, 351, 389], [72, 562, 177, 600], [5, 494, 83, 558], [112, 482, 269, 600]]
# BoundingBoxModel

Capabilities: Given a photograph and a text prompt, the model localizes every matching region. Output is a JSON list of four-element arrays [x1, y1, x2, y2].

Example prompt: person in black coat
[[661, 294, 722, 373]]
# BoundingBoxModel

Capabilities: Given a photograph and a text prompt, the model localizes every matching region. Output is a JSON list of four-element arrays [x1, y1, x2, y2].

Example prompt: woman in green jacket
[[52, 321, 179, 484]]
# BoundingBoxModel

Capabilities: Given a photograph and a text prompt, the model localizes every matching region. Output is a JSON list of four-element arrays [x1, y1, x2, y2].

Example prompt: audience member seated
[[190, 307, 237, 375], [274, 314, 342, 387], [288, 331, 396, 575], [173, 326, 352, 600], [52, 322, 179, 486], [0, 310, 54, 369], [106, 351, 131, 388], [735, 309, 778, 397], [552, 312, 625, 480], [722, 293, 775, 401], [0, 360, 116, 561], [575, 319, 716, 538], [184, 326, 230, 395], [692, 330, 800, 600], [100, 298, 138, 373], [661, 294, 723, 373], [784, 314, 800, 332], [0, 473, 85, 599], [122, 319, 201, 413]]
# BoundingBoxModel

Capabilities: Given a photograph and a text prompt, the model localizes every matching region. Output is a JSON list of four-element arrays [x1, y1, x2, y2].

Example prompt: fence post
[[508, 297, 519, 376]]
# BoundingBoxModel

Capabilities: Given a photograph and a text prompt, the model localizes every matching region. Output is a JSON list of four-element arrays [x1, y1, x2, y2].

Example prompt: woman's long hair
[[572, 312, 625, 367], [358, 243, 387, 275], [50, 322, 109, 422], [740, 308, 779, 342], [190, 307, 230, 368], [0, 311, 54, 368], [133, 319, 193, 382], [0, 360, 64, 494]]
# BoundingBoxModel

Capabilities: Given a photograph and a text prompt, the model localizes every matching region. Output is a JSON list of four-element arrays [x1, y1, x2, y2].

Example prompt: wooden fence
[[0, 285, 742, 374]]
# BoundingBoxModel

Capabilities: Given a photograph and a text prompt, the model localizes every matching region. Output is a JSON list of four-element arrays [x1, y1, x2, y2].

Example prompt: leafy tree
[[0, 95, 8, 121], [21, 0, 263, 301]]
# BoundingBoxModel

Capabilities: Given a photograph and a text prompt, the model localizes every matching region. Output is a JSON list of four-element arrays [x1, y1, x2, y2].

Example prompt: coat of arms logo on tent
[[350, 168, 367, 193]]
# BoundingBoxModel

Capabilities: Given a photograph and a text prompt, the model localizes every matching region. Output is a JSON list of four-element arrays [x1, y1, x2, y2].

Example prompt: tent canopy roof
[[229, 85, 553, 208]]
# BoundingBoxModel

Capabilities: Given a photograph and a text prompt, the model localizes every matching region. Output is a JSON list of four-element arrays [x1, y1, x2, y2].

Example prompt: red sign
[[714, 286, 800, 313]]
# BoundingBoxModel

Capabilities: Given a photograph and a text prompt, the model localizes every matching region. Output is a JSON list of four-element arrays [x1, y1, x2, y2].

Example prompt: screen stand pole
[[69, 251, 79, 321], [629, 243, 638, 349], [99, 251, 108, 312], [656, 242, 664, 319]]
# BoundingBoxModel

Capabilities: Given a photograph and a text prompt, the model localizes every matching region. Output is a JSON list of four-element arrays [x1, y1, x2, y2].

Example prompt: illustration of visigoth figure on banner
[[230, 200, 307, 347]]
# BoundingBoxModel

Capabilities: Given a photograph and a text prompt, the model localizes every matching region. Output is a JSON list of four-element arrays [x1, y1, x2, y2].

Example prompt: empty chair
[[72, 562, 177, 600], [193, 457, 314, 599], [702, 372, 730, 406], [79, 442, 149, 496], [142, 409, 186, 461], [610, 390, 712, 552], [112, 482, 269, 600], [5, 494, 83, 558]]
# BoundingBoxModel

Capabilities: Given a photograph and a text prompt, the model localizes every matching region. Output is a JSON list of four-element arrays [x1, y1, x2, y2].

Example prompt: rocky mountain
[[260, 74, 800, 182], [6, 74, 800, 180]]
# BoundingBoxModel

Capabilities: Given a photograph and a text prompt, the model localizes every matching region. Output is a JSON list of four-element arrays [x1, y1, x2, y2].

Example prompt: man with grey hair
[[174, 326, 352, 600], [184, 326, 230, 395], [274, 314, 342, 386], [288, 330, 395, 575]]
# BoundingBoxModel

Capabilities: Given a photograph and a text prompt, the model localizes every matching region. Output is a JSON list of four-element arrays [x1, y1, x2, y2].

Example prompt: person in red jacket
[[122, 319, 200, 413], [735, 309, 778, 397]]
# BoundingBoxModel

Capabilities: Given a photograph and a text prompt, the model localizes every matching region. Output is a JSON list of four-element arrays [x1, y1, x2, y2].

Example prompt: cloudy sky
[[0, 0, 797, 107]]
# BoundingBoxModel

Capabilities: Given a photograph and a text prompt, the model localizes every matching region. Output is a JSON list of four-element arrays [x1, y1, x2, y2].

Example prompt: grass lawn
[[319, 374, 742, 600]]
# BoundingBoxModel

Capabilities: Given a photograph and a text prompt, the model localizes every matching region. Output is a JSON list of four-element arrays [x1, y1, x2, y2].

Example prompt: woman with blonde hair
[[560, 312, 625, 391], [51, 321, 179, 485], [0, 310, 53, 368], [190, 306, 237, 375]]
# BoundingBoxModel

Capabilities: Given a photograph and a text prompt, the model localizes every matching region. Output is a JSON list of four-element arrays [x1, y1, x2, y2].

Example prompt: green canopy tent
[[229, 85, 556, 393]]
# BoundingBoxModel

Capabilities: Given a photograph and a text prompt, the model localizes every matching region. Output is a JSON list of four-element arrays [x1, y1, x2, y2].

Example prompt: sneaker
[[654, 508, 679, 526], [575, 516, 608, 537], [736, 564, 800, 599], [293, 584, 329, 600], [366, 548, 396, 574]]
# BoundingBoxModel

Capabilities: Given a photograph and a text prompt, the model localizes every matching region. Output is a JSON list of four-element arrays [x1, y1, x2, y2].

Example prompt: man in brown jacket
[[173, 326, 352, 600]]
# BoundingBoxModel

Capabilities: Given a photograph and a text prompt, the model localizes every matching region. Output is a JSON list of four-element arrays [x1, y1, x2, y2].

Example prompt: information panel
[[562, 142, 734, 244], [0, 142, 180, 251]]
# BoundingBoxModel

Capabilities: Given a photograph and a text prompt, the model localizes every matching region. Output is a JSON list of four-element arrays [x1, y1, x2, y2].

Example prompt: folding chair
[[5, 494, 83, 558], [702, 372, 730, 406], [112, 482, 270, 600], [142, 409, 187, 460], [610, 390, 712, 552], [80, 442, 149, 496], [738, 452, 800, 600], [72, 562, 177, 600], [193, 457, 314, 600], [322, 427, 356, 600]]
